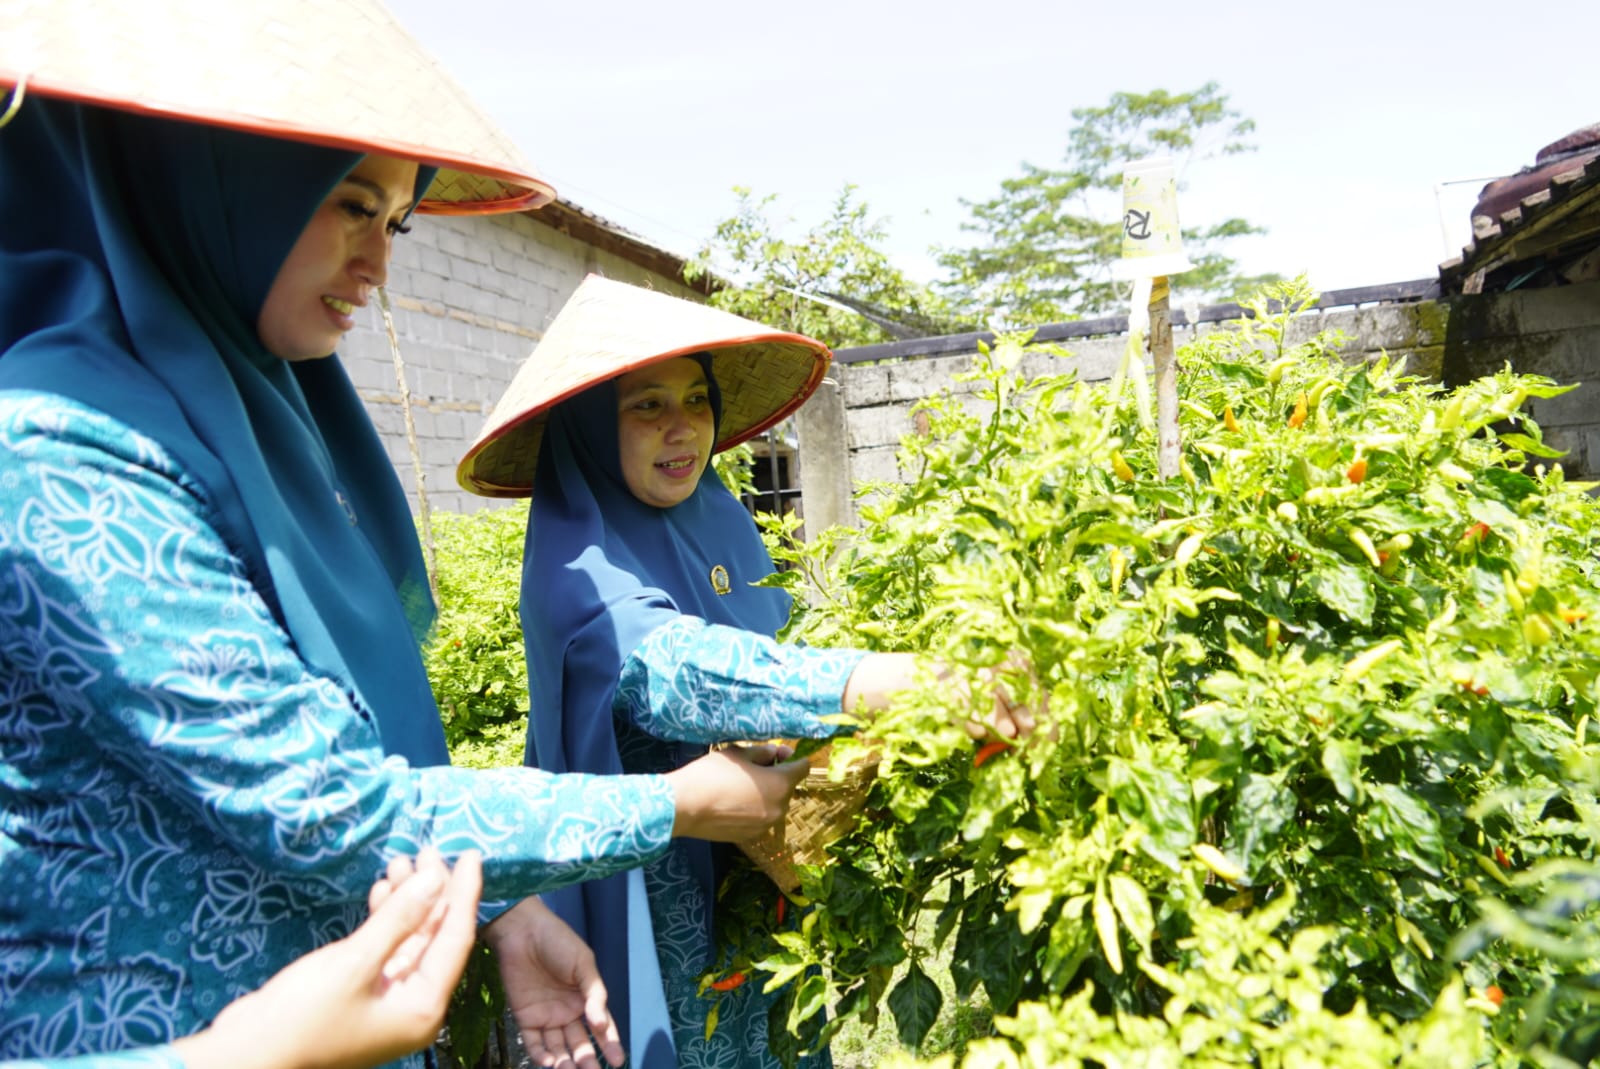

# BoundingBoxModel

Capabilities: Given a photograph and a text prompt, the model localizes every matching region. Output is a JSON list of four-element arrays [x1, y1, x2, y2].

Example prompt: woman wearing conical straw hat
[[458, 275, 1041, 1067], [0, 3, 813, 1066]]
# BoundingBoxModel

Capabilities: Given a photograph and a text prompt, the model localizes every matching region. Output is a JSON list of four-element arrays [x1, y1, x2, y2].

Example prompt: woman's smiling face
[[256, 155, 417, 361], [614, 356, 715, 509]]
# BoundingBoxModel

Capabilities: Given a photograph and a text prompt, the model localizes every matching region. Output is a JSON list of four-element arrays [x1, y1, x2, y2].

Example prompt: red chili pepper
[[1495, 846, 1511, 869], [775, 896, 787, 926], [710, 971, 747, 992], [973, 740, 1012, 767]]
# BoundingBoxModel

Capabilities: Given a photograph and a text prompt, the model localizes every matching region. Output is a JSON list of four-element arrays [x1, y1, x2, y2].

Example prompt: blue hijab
[[0, 97, 449, 765], [521, 355, 790, 1065]]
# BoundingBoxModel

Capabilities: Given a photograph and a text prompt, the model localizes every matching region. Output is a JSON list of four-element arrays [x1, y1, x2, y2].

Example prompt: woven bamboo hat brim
[[0, 0, 552, 214], [459, 275, 833, 498]]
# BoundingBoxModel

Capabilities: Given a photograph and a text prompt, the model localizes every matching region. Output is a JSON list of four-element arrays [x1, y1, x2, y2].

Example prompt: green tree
[[686, 185, 971, 347], [938, 82, 1278, 327]]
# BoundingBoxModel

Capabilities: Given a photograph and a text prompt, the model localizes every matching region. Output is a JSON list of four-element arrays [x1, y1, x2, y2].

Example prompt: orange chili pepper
[[973, 740, 1012, 767], [1485, 984, 1505, 1006], [1346, 457, 1368, 483], [1494, 846, 1512, 869], [1287, 393, 1308, 429], [710, 971, 747, 992]]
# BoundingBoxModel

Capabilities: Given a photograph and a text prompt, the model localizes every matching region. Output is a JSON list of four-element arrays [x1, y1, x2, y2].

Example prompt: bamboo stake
[[1149, 275, 1180, 479], [376, 286, 440, 605]]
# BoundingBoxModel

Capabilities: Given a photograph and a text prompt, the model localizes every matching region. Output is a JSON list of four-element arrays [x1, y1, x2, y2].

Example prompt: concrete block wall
[[1441, 281, 1600, 477], [797, 284, 1597, 531], [341, 211, 696, 515]]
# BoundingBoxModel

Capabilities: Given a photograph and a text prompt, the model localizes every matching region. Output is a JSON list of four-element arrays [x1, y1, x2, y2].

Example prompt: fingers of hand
[[527, 1024, 591, 1069], [586, 998, 625, 1067], [385, 852, 415, 888]]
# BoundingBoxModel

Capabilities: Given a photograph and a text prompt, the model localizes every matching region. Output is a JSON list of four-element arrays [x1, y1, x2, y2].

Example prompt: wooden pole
[[1149, 275, 1181, 479], [376, 287, 440, 605]]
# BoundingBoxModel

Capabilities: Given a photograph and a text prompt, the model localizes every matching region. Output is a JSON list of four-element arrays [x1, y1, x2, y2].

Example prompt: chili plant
[[728, 279, 1600, 1068]]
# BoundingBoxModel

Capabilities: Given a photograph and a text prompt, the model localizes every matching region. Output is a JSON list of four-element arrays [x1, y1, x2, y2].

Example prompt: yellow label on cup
[[1112, 156, 1193, 280]]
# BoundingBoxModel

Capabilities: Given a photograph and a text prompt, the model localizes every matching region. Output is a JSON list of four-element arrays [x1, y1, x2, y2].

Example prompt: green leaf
[[1093, 880, 1122, 974], [1322, 738, 1363, 802], [1353, 501, 1436, 535], [1478, 466, 1542, 502], [887, 961, 942, 1049], [1305, 555, 1375, 625], [1225, 771, 1297, 874], [1107, 755, 1197, 869], [1365, 782, 1446, 876], [1498, 432, 1567, 459], [1107, 873, 1154, 950], [793, 972, 828, 1025]]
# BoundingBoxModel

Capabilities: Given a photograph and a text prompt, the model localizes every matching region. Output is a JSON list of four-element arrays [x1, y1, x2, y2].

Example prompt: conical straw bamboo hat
[[458, 275, 833, 498], [0, 0, 551, 214]]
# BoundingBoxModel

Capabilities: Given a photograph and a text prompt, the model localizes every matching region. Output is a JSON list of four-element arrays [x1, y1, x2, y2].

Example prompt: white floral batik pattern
[[614, 617, 860, 1068], [0, 392, 676, 1066]]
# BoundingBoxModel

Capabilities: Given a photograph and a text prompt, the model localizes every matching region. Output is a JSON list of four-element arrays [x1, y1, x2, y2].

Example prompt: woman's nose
[[663, 406, 698, 441], [351, 229, 390, 287]]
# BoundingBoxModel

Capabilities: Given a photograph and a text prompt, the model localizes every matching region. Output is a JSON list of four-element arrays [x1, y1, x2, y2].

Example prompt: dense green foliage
[[936, 82, 1277, 325], [724, 281, 1600, 1067], [423, 502, 531, 770]]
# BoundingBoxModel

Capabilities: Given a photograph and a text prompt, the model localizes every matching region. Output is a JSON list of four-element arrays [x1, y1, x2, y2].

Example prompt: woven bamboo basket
[[737, 742, 878, 893]]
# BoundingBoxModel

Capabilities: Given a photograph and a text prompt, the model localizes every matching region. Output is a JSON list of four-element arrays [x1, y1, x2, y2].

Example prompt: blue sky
[[388, 0, 1598, 300]]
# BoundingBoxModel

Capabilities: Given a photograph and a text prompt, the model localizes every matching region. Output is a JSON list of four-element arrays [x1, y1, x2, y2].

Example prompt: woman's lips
[[322, 295, 357, 330], [656, 456, 698, 479]]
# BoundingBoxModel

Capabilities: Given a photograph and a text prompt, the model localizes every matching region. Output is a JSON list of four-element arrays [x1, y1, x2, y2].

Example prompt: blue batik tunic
[[0, 1053, 180, 1069], [616, 618, 864, 1069], [0, 394, 677, 1064]]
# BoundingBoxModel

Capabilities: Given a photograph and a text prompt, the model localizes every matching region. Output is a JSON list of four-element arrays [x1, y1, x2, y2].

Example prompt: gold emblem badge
[[709, 564, 731, 595]]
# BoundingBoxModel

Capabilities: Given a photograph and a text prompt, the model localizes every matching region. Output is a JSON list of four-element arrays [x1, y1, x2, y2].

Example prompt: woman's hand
[[664, 743, 810, 841], [484, 895, 625, 1069], [961, 651, 1044, 741], [842, 651, 1044, 741], [173, 847, 481, 1069]]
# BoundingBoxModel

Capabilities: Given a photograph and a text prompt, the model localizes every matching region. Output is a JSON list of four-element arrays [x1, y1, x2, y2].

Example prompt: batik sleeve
[[613, 614, 867, 744], [0, 393, 674, 908]]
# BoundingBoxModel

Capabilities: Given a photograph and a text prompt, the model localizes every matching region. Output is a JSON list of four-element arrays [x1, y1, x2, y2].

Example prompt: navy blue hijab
[[0, 97, 448, 765], [521, 354, 790, 1065]]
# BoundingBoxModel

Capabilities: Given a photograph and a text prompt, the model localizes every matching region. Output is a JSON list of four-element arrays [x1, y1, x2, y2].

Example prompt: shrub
[[731, 280, 1600, 1068], [422, 502, 531, 770]]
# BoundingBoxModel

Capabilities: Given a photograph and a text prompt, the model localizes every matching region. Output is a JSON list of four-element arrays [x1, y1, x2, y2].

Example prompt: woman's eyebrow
[[341, 175, 414, 213]]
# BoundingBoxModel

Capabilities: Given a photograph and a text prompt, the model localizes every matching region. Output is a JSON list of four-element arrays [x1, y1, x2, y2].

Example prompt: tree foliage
[[686, 185, 972, 347], [937, 82, 1279, 326]]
